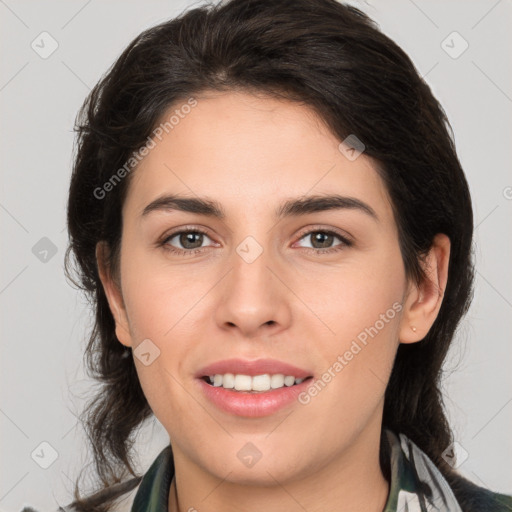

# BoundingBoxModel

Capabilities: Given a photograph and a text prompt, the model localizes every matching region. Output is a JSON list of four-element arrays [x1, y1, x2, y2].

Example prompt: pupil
[[313, 232, 332, 248], [181, 232, 202, 249]]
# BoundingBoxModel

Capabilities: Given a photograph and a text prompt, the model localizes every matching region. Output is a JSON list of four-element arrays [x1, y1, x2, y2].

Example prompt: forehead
[[123, 91, 393, 223]]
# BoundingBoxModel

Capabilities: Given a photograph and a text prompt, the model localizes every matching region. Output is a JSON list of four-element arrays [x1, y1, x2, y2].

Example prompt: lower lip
[[197, 377, 313, 417]]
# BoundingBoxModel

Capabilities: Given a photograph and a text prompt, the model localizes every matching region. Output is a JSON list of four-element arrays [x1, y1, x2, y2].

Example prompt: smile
[[204, 373, 308, 392]]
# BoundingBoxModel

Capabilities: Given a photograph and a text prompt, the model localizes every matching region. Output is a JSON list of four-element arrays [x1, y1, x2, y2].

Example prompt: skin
[[97, 91, 450, 512]]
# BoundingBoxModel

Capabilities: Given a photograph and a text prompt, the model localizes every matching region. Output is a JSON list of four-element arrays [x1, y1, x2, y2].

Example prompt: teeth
[[207, 373, 306, 391], [251, 374, 270, 391], [235, 374, 252, 391], [223, 373, 235, 389]]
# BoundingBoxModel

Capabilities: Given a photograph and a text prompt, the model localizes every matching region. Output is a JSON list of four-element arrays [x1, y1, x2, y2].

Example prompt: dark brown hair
[[65, 0, 477, 510]]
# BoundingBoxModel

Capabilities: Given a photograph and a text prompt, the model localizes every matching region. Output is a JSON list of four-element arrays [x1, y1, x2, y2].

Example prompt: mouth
[[195, 358, 315, 416]]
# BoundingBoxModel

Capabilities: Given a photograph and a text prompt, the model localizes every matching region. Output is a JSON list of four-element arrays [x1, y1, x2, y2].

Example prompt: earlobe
[[399, 233, 451, 344], [95, 242, 133, 348]]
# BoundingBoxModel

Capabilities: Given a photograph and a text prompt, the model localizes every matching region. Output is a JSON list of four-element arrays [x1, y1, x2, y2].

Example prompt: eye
[[294, 228, 352, 254], [160, 227, 216, 256]]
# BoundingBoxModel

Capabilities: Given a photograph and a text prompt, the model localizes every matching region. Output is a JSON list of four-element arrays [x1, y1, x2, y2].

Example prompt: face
[[98, 90, 439, 487]]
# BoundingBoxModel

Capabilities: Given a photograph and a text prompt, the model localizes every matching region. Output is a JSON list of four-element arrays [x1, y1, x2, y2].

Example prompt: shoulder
[[449, 474, 512, 512], [385, 429, 512, 512], [19, 444, 172, 512], [19, 477, 142, 512]]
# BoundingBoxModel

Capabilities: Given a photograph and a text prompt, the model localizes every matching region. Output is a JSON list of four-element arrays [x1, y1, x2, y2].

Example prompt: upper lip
[[196, 358, 313, 379]]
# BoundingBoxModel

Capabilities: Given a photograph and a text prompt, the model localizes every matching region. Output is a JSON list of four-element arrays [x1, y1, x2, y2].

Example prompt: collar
[[130, 442, 175, 512], [130, 429, 462, 512], [382, 429, 462, 511]]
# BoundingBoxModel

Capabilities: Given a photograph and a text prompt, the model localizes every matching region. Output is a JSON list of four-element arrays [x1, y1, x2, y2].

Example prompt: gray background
[[1, 0, 511, 510]]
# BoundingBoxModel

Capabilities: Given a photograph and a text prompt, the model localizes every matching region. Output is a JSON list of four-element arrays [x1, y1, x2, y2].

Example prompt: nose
[[213, 240, 292, 340]]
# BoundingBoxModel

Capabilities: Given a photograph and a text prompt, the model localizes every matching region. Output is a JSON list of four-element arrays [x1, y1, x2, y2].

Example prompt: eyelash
[[158, 226, 353, 257]]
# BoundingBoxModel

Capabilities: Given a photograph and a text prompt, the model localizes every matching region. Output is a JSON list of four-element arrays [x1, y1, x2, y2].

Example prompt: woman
[[24, 0, 511, 510]]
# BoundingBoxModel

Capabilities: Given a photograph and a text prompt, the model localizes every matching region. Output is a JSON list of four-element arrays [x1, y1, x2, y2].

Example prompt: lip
[[195, 358, 314, 417], [196, 376, 314, 417], [195, 358, 313, 379]]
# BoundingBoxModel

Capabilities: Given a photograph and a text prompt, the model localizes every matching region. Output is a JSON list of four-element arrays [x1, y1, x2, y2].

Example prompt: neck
[[168, 424, 390, 512]]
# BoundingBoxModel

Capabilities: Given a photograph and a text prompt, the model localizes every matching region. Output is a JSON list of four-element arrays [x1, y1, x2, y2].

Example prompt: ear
[[398, 233, 451, 344], [96, 241, 133, 348]]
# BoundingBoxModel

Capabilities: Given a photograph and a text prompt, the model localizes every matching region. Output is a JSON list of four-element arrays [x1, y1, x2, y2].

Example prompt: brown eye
[[295, 229, 352, 254], [308, 232, 336, 249], [174, 232, 205, 250], [160, 228, 214, 255]]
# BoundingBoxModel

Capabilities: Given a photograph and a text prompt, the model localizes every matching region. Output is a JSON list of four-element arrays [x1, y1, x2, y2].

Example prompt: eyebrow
[[141, 193, 379, 222]]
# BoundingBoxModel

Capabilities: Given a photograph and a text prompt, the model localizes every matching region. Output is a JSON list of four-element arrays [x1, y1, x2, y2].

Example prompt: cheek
[[120, 244, 207, 340], [302, 242, 405, 344], [116, 244, 201, 401], [302, 245, 405, 405]]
